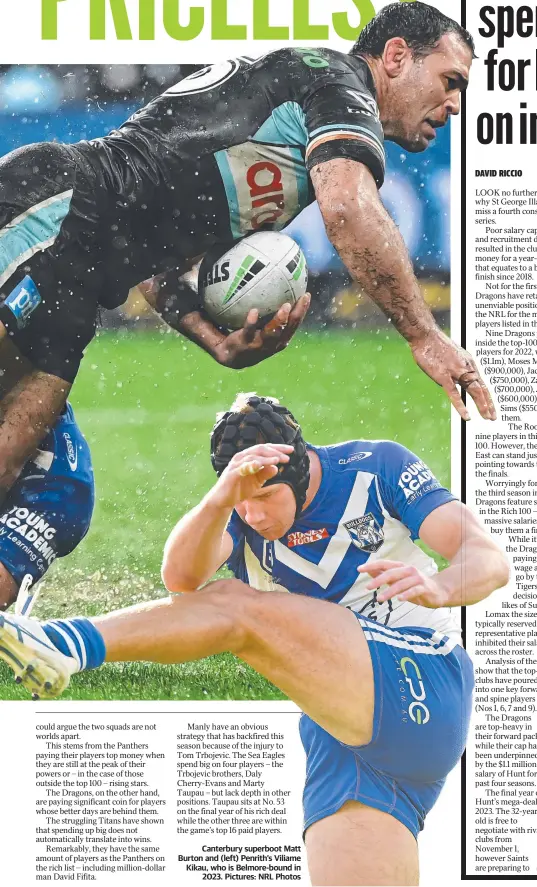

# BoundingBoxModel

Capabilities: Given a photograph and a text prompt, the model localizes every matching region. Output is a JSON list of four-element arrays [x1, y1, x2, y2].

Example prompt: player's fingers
[[376, 575, 421, 601], [238, 460, 264, 477], [232, 453, 289, 477], [255, 465, 280, 484], [465, 380, 493, 420], [263, 304, 292, 335], [443, 377, 471, 422], [289, 293, 311, 324], [275, 303, 292, 324], [236, 456, 288, 478], [357, 560, 405, 576], [238, 460, 281, 481], [379, 585, 427, 604], [256, 444, 294, 455], [365, 565, 416, 590], [459, 372, 496, 421], [278, 293, 311, 345], [455, 350, 496, 420], [242, 309, 259, 343], [233, 444, 293, 461]]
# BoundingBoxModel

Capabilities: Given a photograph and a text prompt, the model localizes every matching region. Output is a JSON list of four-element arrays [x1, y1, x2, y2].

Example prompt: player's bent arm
[[161, 444, 292, 592], [311, 158, 497, 422], [140, 273, 265, 368], [419, 501, 510, 606], [361, 501, 510, 608], [139, 276, 310, 370], [141, 280, 249, 367], [310, 158, 437, 344], [138, 276, 228, 354], [161, 500, 234, 593]]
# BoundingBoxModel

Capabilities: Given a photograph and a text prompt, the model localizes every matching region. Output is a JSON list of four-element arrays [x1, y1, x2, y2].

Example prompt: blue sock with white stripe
[[42, 618, 106, 671]]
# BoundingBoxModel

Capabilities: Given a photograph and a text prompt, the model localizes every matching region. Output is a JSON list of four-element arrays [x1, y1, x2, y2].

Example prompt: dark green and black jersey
[[0, 48, 386, 382], [75, 48, 385, 302]]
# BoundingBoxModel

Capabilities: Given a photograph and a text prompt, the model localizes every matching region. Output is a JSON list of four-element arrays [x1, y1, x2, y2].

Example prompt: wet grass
[[0, 327, 450, 700]]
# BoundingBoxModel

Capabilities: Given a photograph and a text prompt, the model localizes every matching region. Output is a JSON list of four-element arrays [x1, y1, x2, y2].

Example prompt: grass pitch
[[0, 327, 451, 700]]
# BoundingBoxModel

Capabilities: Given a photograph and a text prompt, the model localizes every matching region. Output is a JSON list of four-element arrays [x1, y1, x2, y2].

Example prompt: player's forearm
[[175, 310, 227, 359], [435, 541, 510, 607], [161, 496, 231, 593], [326, 199, 437, 343], [313, 159, 437, 344], [139, 278, 228, 362]]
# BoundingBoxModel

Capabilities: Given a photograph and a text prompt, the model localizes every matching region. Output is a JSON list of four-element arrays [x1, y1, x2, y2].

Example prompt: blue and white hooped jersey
[[226, 440, 461, 641]]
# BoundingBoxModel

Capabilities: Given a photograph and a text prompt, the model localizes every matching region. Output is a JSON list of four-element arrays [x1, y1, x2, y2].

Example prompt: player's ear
[[382, 37, 412, 78]]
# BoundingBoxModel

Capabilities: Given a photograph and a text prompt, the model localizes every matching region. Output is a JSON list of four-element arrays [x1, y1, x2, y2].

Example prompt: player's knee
[[202, 578, 261, 651], [206, 577, 253, 602]]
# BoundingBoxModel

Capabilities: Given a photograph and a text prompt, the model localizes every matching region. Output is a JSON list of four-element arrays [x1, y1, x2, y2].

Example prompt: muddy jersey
[[74, 48, 385, 295], [226, 440, 462, 641]]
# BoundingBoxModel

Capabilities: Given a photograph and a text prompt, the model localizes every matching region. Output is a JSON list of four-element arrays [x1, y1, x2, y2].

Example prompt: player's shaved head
[[352, 2, 475, 60]]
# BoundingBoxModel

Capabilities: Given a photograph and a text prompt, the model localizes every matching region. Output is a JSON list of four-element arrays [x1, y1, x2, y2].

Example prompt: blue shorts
[[0, 403, 94, 587], [300, 616, 474, 839]]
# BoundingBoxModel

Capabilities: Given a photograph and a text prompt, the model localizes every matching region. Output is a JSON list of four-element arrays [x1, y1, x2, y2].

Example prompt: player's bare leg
[[0, 582, 418, 883], [88, 582, 418, 883], [93, 578, 375, 747], [0, 368, 70, 499], [306, 801, 419, 886]]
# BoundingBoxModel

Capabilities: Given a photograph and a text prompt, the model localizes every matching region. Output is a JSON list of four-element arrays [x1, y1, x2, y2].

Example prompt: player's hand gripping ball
[[200, 232, 308, 330]]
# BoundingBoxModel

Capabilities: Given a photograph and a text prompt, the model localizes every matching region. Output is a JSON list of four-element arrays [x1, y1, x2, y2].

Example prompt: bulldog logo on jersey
[[344, 514, 384, 554]]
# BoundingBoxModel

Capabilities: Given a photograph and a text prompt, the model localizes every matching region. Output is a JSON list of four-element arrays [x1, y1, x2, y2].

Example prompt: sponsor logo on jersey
[[400, 657, 430, 725], [344, 514, 384, 553], [295, 48, 330, 69], [0, 506, 57, 566], [63, 432, 78, 472], [338, 452, 372, 466], [4, 275, 41, 329], [398, 460, 440, 502], [217, 143, 307, 237], [247, 158, 289, 229], [287, 527, 329, 548]]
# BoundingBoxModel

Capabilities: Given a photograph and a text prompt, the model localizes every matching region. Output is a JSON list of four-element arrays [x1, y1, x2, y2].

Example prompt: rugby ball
[[200, 232, 308, 330]]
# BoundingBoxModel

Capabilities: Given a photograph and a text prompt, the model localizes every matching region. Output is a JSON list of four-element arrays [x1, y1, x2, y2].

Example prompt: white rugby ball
[[200, 232, 308, 330]]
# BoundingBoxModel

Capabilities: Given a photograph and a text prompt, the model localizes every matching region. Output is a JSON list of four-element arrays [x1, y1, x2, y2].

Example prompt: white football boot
[[0, 612, 78, 699]]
